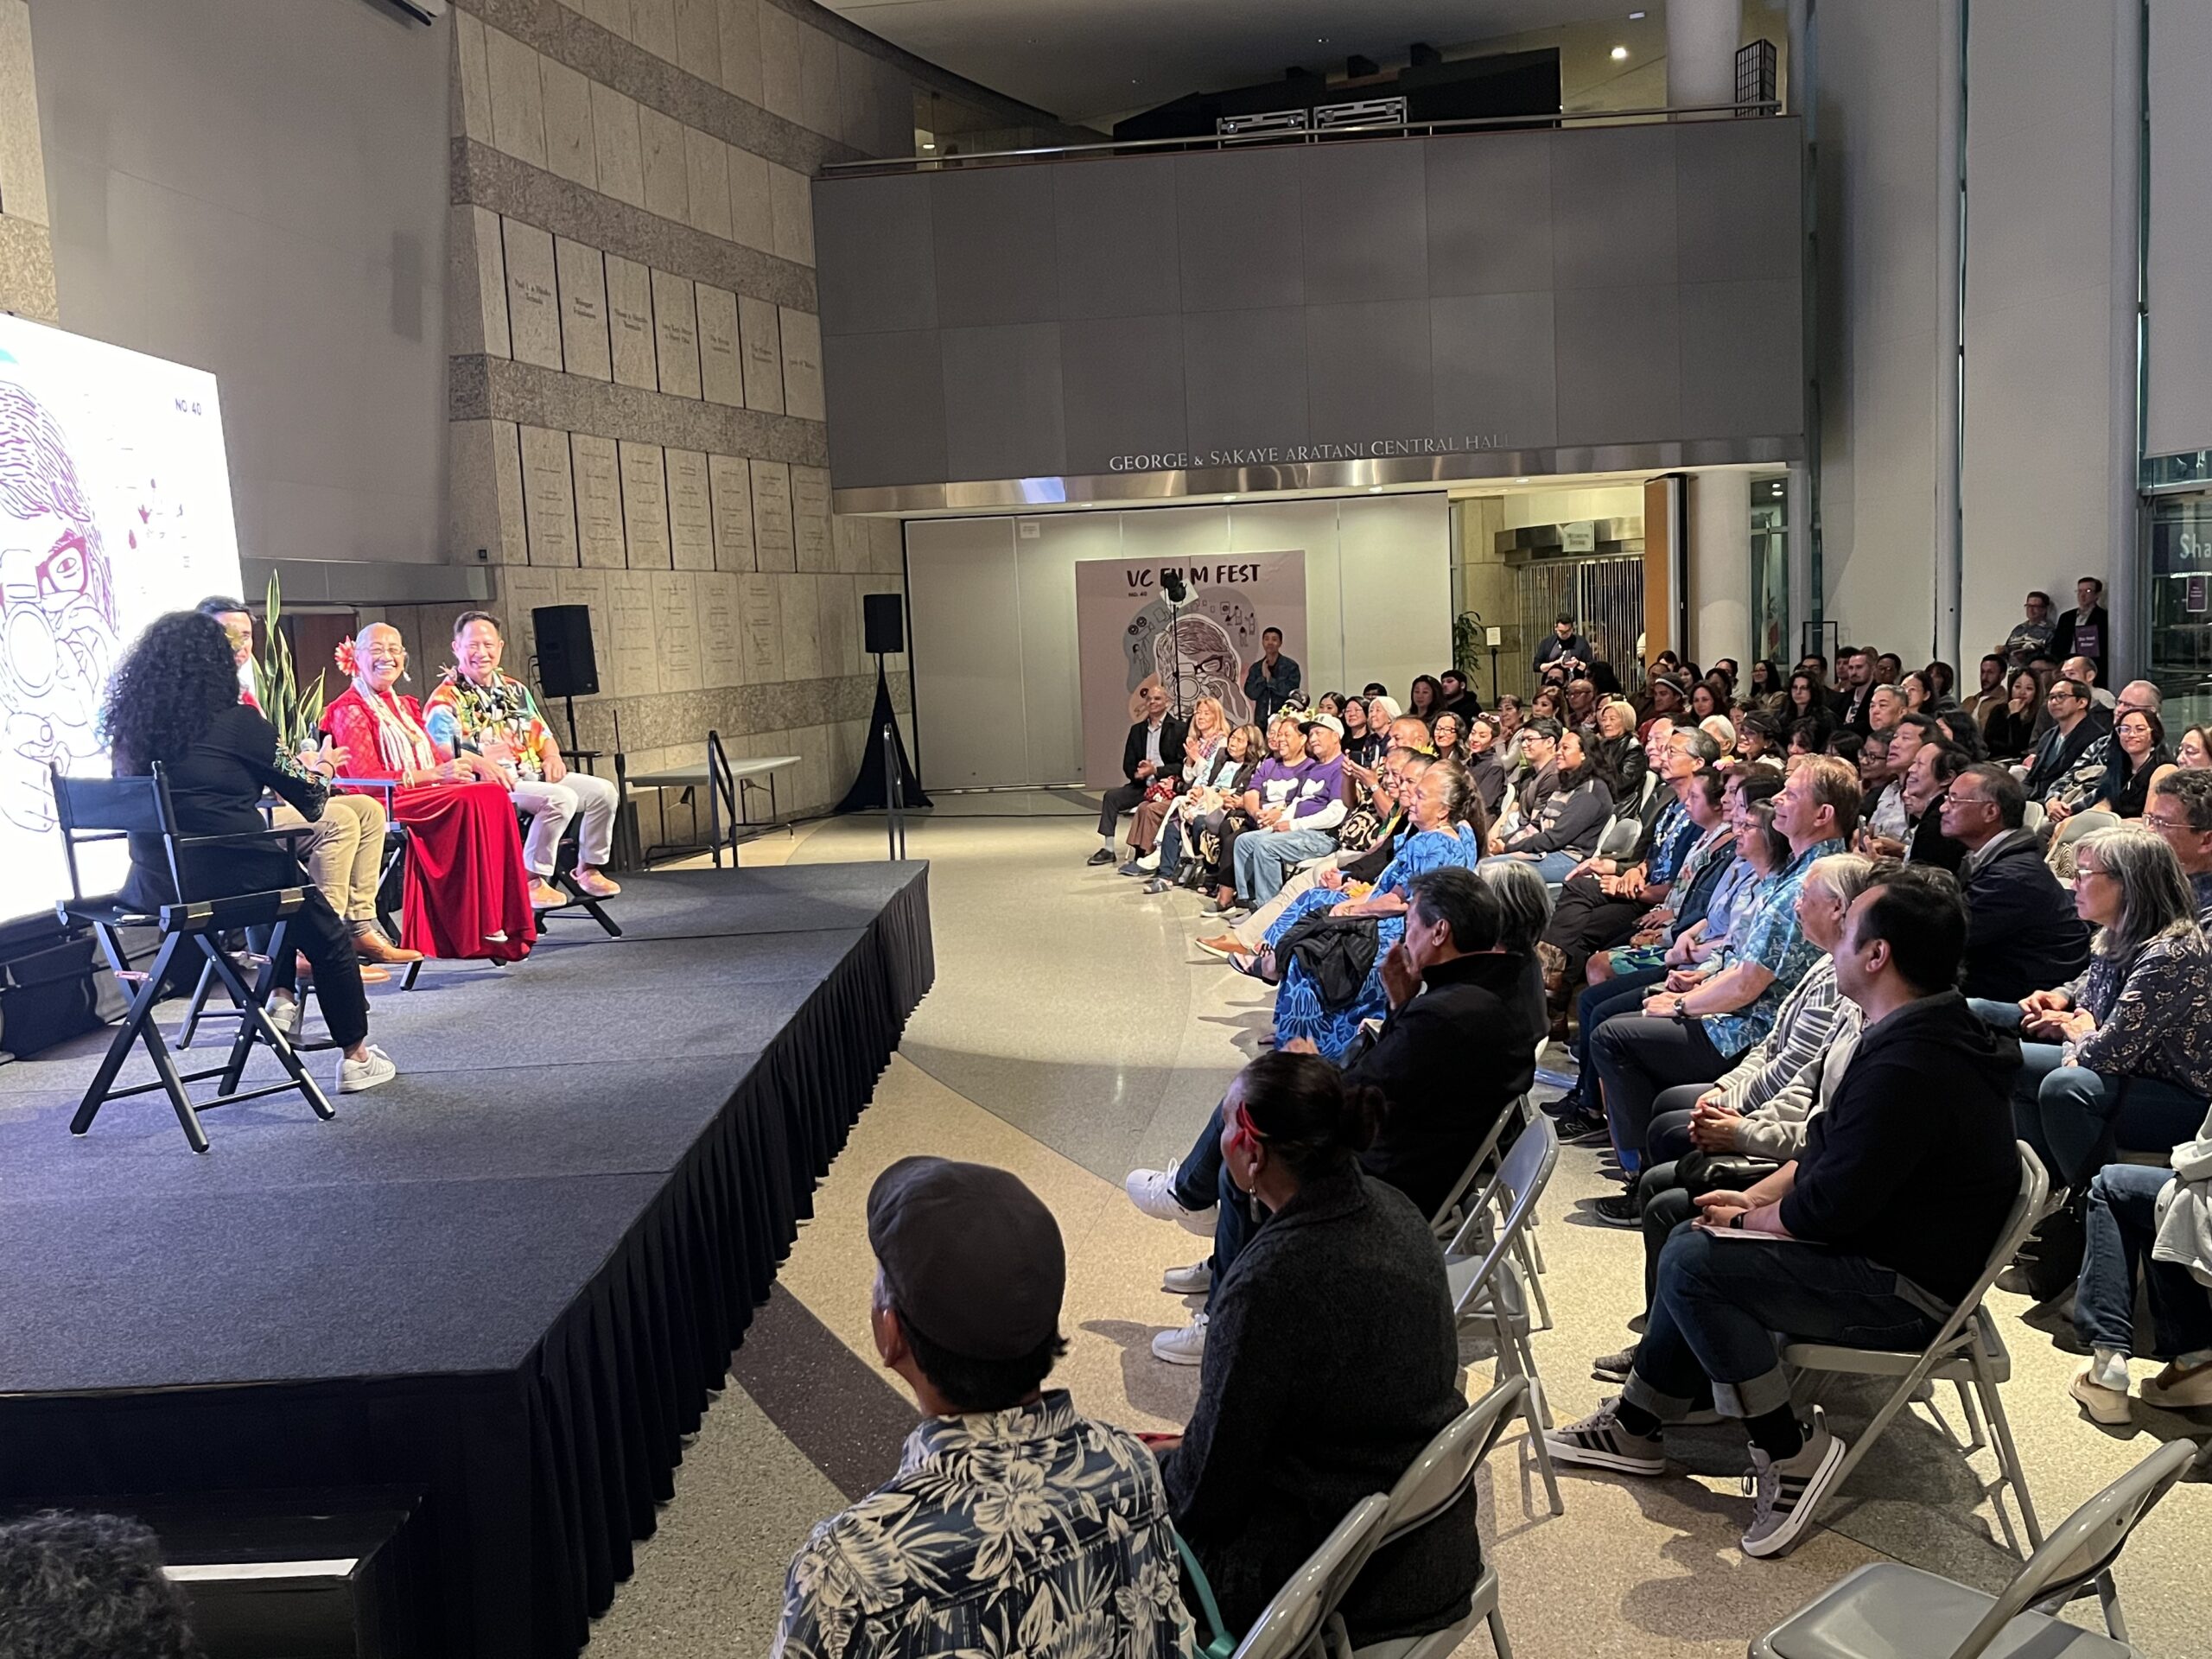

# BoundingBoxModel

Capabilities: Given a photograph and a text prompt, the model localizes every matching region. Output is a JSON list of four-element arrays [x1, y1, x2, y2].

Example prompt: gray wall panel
[[1426, 131, 1554, 298], [1431, 291, 1558, 448], [1183, 307, 1310, 454], [815, 119, 1803, 492], [1675, 119, 1801, 284], [1060, 315, 1188, 474], [1680, 279, 1802, 440], [1174, 148, 1306, 313], [930, 165, 1061, 327], [1300, 140, 1427, 304], [1306, 299, 1433, 444], [941, 322, 1067, 479], [1551, 126, 1677, 289], [1053, 154, 1182, 319], [1554, 283, 1681, 445], [822, 327, 947, 485], [813, 174, 937, 336]]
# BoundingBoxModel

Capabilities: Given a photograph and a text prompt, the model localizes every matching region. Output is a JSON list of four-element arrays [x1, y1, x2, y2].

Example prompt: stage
[[0, 861, 933, 1659]]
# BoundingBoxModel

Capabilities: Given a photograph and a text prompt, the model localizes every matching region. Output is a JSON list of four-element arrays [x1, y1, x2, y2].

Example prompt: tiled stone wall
[[443, 0, 1002, 816], [0, 0, 54, 321]]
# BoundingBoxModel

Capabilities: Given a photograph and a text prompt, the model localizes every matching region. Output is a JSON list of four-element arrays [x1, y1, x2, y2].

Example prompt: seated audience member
[[2057, 705, 2173, 823], [1638, 675, 1688, 741], [1480, 858, 1556, 1028], [1859, 713, 1933, 849], [1438, 668, 1482, 721], [773, 1158, 1195, 1659], [1981, 667, 2042, 761], [1590, 850, 1877, 1225], [2145, 768, 2212, 926], [1339, 696, 1384, 776], [1257, 763, 1485, 1059], [1549, 769, 1769, 1135], [1981, 825, 2212, 1203], [1491, 694, 1523, 747], [1541, 727, 1715, 993], [1889, 740, 1969, 870], [1407, 674, 1445, 724], [1461, 715, 1508, 819], [1864, 683, 1906, 735], [197, 596, 416, 977], [1229, 713, 1348, 906], [1784, 671, 1834, 743], [1937, 763, 2093, 1000], [429, 611, 623, 910], [2064, 653, 2117, 710], [1430, 709, 1464, 763], [1566, 677, 1599, 730], [1549, 864, 2023, 1560], [1160, 1055, 1477, 1643], [1588, 761, 1857, 1173], [1090, 685, 1187, 867], [2018, 677, 2107, 805], [2177, 723, 2211, 770], [1966, 653, 2008, 723], [322, 624, 537, 962], [1589, 698, 1647, 794], [1204, 715, 1307, 914], [1125, 696, 1227, 871], [105, 613, 396, 1092], [1733, 711, 1783, 767], [1198, 750, 1421, 956], [1937, 709, 1988, 760], [2067, 1104, 2212, 1422], [1853, 728, 1891, 804], [1137, 867, 1541, 1351], [1154, 723, 1264, 893], [0, 1510, 199, 1659], [1482, 723, 1610, 882]]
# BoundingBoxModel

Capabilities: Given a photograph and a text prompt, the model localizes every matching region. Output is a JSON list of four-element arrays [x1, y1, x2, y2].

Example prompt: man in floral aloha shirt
[[772, 1159, 1198, 1659]]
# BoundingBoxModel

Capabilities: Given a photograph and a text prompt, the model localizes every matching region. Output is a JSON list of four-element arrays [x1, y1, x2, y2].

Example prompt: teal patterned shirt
[[1700, 837, 1847, 1058]]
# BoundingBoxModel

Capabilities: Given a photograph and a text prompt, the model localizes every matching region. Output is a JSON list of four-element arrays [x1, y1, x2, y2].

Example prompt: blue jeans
[[1158, 813, 1186, 877], [1173, 1103, 1255, 1312], [1234, 826, 1337, 904], [1482, 849, 1580, 884], [1975, 1000, 2209, 1187], [1624, 1223, 1942, 1421], [2075, 1162, 2212, 1361]]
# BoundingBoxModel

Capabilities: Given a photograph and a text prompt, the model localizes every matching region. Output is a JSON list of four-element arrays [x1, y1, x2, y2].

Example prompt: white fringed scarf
[[351, 682, 438, 774]]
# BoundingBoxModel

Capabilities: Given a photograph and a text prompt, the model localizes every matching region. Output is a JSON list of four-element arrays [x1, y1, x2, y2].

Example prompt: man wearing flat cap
[[772, 1157, 1198, 1659]]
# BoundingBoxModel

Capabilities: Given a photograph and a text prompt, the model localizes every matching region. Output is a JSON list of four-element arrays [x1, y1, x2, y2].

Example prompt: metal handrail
[[822, 99, 1783, 177]]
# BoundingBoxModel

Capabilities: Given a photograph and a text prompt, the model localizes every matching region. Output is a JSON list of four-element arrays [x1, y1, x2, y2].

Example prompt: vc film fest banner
[[1074, 551, 1307, 789]]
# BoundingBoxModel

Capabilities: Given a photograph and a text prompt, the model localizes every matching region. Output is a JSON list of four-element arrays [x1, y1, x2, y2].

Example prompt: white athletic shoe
[[1152, 1313, 1209, 1364], [1126, 1169, 1217, 1236], [338, 1045, 398, 1094], [1161, 1260, 1213, 1295]]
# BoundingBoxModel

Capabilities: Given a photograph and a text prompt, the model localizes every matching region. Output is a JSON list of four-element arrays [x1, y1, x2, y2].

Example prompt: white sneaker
[[338, 1045, 397, 1094], [1125, 1169, 1217, 1236], [267, 994, 302, 1040], [1162, 1260, 1212, 1295], [1152, 1313, 1209, 1364], [1136, 849, 1160, 872]]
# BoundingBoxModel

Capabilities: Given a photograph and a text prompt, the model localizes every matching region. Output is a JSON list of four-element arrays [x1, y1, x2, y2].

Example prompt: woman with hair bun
[[1158, 1050, 1476, 1649]]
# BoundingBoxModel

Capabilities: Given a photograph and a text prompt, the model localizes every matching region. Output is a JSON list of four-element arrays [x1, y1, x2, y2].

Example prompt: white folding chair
[[1218, 1494, 1392, 1659], [1443, 1116, 1564, 1516], [2052, 808, 2120, 849], [1350, 1378, 1529, 1659], [1748, 1438, 2201, 1659], [1780, 1142, 2050, 1556]]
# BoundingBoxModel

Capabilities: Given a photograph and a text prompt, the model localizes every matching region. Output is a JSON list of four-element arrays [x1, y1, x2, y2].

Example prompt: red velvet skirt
[[391, 781, 538, 961]]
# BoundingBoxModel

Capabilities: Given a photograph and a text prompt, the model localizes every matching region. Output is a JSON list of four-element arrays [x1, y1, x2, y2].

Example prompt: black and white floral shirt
[[772, 1391, 1198, 1659]]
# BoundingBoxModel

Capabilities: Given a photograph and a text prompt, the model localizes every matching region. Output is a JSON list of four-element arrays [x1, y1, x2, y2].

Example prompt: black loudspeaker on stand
[[532, 604, 600, 753], [837, 593, 931, 814]]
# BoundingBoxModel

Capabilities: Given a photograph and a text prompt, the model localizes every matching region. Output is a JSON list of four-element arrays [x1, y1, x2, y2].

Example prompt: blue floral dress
[[1266, 823, 1482, 1059]]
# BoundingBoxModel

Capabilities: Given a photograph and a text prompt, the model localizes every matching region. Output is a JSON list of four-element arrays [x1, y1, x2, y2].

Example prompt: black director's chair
[[51, 765, 338, 1153]]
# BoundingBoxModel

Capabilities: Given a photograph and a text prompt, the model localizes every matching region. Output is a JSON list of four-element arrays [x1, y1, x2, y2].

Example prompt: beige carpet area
[[592, 808, 2206, 1657]]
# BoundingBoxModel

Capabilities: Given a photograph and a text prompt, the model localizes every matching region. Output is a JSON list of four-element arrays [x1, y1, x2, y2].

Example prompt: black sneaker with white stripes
[[1556, 1106, 1612, 1146], [1741, 1407, 1847, 1558]]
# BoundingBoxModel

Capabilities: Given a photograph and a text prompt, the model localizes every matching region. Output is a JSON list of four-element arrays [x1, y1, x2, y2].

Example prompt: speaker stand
[[836, 654, 931, 813], [563, 694, 582, 758]]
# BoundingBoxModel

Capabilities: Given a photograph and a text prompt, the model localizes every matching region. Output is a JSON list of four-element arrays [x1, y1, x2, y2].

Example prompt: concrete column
[[1687, 471, 1751, 664], [1933, 0, 1963, 670], [2107, 0, 2143, 681], [1667, 0, 1741, 110]]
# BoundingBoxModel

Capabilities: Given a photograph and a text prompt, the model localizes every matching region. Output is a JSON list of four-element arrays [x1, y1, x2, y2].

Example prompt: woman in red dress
[[321, 623, 537, 962]]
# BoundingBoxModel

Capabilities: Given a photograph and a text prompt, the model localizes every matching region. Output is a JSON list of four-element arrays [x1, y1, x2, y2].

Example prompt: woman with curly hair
[[101, 611, 395, 1092]]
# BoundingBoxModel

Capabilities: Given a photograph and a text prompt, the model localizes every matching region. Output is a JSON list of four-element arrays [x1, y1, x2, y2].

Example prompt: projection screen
[[0, 314, 243, 918]]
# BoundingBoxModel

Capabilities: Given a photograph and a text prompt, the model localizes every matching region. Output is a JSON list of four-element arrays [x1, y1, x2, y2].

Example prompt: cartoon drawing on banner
[[1120, 588, 1260, 721], [0, 385, 119, 831]]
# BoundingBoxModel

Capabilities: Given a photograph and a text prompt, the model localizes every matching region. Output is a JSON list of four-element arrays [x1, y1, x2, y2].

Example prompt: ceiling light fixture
[[1611, 45, 1629, 60]]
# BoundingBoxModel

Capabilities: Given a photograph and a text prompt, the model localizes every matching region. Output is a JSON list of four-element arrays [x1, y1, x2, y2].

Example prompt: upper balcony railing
[[822, 99, 1784, 179]]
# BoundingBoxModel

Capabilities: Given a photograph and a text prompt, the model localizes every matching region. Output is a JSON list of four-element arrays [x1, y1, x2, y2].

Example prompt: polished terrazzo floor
[[592, 809, 2205, 1658]]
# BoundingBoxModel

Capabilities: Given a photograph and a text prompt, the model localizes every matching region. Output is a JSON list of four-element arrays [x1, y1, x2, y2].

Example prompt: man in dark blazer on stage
[[1090, 684, 1187, 865]]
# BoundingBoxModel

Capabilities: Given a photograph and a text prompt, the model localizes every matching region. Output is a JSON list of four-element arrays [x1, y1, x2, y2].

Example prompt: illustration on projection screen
[[0, 384, 118, 832], [0, 314, 243, 918]]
